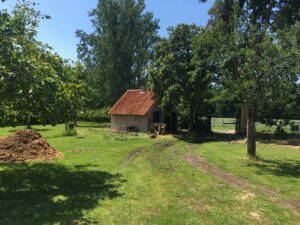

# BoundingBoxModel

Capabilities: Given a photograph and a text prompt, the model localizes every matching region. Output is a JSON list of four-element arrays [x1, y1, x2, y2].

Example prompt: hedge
[[78, 107, 111, 122]]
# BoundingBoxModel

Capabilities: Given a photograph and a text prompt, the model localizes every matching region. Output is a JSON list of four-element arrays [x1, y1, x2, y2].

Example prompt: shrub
[[78, 107, 111, 122], [274, 120, 290, 137]]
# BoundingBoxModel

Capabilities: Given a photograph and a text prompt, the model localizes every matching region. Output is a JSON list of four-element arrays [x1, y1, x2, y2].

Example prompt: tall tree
[[149, 24, 212, 130], [200, 0, 300, 158], [201, 0, 300, 30], [76, 0, 159, 107], [0, 1, 83, 128]]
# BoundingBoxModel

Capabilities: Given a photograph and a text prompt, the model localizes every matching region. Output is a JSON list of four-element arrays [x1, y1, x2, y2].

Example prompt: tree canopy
[[0, 1, 83, 128], [76, 0, 159, 107], [197, 0, 300, 157], [148, 0, 299, 157], [148, 24, 214, 130]]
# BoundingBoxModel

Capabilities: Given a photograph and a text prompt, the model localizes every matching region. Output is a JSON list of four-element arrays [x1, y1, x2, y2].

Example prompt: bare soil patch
[[184, 155, 244, 186], [279, 199, 300, 214], [155, 141, 174, 148], [127, 141, 175, 161], [127, 147, 145, 161], [183, 154, 277, 195], [250, 211, 263, 222], [240, 192, 256, 201], [183, 154, 300, 214], [0, 129, 62, 162]]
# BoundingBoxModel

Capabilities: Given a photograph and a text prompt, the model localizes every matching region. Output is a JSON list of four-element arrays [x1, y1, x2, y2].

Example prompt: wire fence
[[212, 118, 300, 132], [212, 118, 236, 126]]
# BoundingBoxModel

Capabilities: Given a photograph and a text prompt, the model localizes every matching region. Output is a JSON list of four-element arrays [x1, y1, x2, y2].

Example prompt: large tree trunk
[[247, 105, 256, 158]]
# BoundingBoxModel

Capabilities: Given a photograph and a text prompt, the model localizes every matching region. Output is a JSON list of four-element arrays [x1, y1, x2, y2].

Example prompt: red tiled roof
[[110, 89, 156, 116]]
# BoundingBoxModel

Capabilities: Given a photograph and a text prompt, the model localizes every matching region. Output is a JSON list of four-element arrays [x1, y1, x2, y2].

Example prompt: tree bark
[[207, 114, 212, 133], [235, 107, 241, 135], [247, 105, 256, 158], [235, 105, 248, 136], [65, 122, 69, 131], [189, 103, 194, 131], [26, 117, 32, 129], [240, 104, 248, 135]]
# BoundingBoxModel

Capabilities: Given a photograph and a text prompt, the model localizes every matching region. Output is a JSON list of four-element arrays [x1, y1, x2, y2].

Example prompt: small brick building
[[109, 89, 176, 133]]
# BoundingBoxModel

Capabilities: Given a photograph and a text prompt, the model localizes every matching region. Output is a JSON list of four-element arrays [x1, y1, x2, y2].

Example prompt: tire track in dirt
[[183, 154, 300, 214]]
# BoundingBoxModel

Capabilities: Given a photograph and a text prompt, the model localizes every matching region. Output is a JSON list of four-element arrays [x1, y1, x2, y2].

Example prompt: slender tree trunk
[[189, 103, 194, 131], [207, 114, 212, 133], [65, 122, 69, 131], [235, 105, 248, 136], [247, 105, 256, 158], [240, 104, 248, 135], [26, 117, 32, 129], [235, 107, 241, 135]]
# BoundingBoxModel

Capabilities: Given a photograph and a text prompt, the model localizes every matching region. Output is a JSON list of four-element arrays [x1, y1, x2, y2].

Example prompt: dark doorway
[[165, 115, 171, 132], [171, 112, 177, 131], [153, 111, 160, 123], [165, 112, 177, 133]]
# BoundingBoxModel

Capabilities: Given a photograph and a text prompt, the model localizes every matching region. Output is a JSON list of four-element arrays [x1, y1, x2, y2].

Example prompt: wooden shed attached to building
[[109, 89, 176, 133]]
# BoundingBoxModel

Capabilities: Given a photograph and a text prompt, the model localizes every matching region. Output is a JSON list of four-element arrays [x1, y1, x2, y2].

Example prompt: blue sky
[[1, 0, 214, 61]]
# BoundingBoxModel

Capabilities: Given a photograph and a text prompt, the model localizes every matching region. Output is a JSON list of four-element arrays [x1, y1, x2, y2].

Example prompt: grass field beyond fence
[[212, 117, 300, 134]]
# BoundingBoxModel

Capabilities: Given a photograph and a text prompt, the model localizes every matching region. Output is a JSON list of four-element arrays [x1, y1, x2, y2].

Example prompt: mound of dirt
[[0, 129, 62, 162]]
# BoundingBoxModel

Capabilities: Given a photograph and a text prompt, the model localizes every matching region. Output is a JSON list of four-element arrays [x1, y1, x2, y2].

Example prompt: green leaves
[[149, 24, 212, 129], [0, 1, 84, 127], [76, 0, 159, 107], [205, 0, 300, 123]]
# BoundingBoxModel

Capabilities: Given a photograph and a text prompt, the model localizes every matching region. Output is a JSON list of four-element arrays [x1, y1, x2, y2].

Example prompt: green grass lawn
[[0, 122, 299, 225]]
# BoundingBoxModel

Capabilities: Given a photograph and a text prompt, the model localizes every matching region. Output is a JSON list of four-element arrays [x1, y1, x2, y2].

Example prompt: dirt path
[[183, 154, 300, 214]]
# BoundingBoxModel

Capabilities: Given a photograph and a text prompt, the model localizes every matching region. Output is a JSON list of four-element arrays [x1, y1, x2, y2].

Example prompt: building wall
[[110, 103, 174, 133], [148, 104, 177, 132], [148, 104, 165, 124], [111, 115, 149, 132]]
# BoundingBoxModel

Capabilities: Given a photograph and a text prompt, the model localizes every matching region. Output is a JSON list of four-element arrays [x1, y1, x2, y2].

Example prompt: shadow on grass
[[257, 132, 300, 146], [0, 163, 125, 225], [7, 128, 52, 133], [8, 129, 18, 133], [173, 130, 238, 143], [247, 159, 300, 178], [77, 124, 110, 129], [174, 130, 300, 146], [32, 128, 52, 132], [174, 130, 300, 178]]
